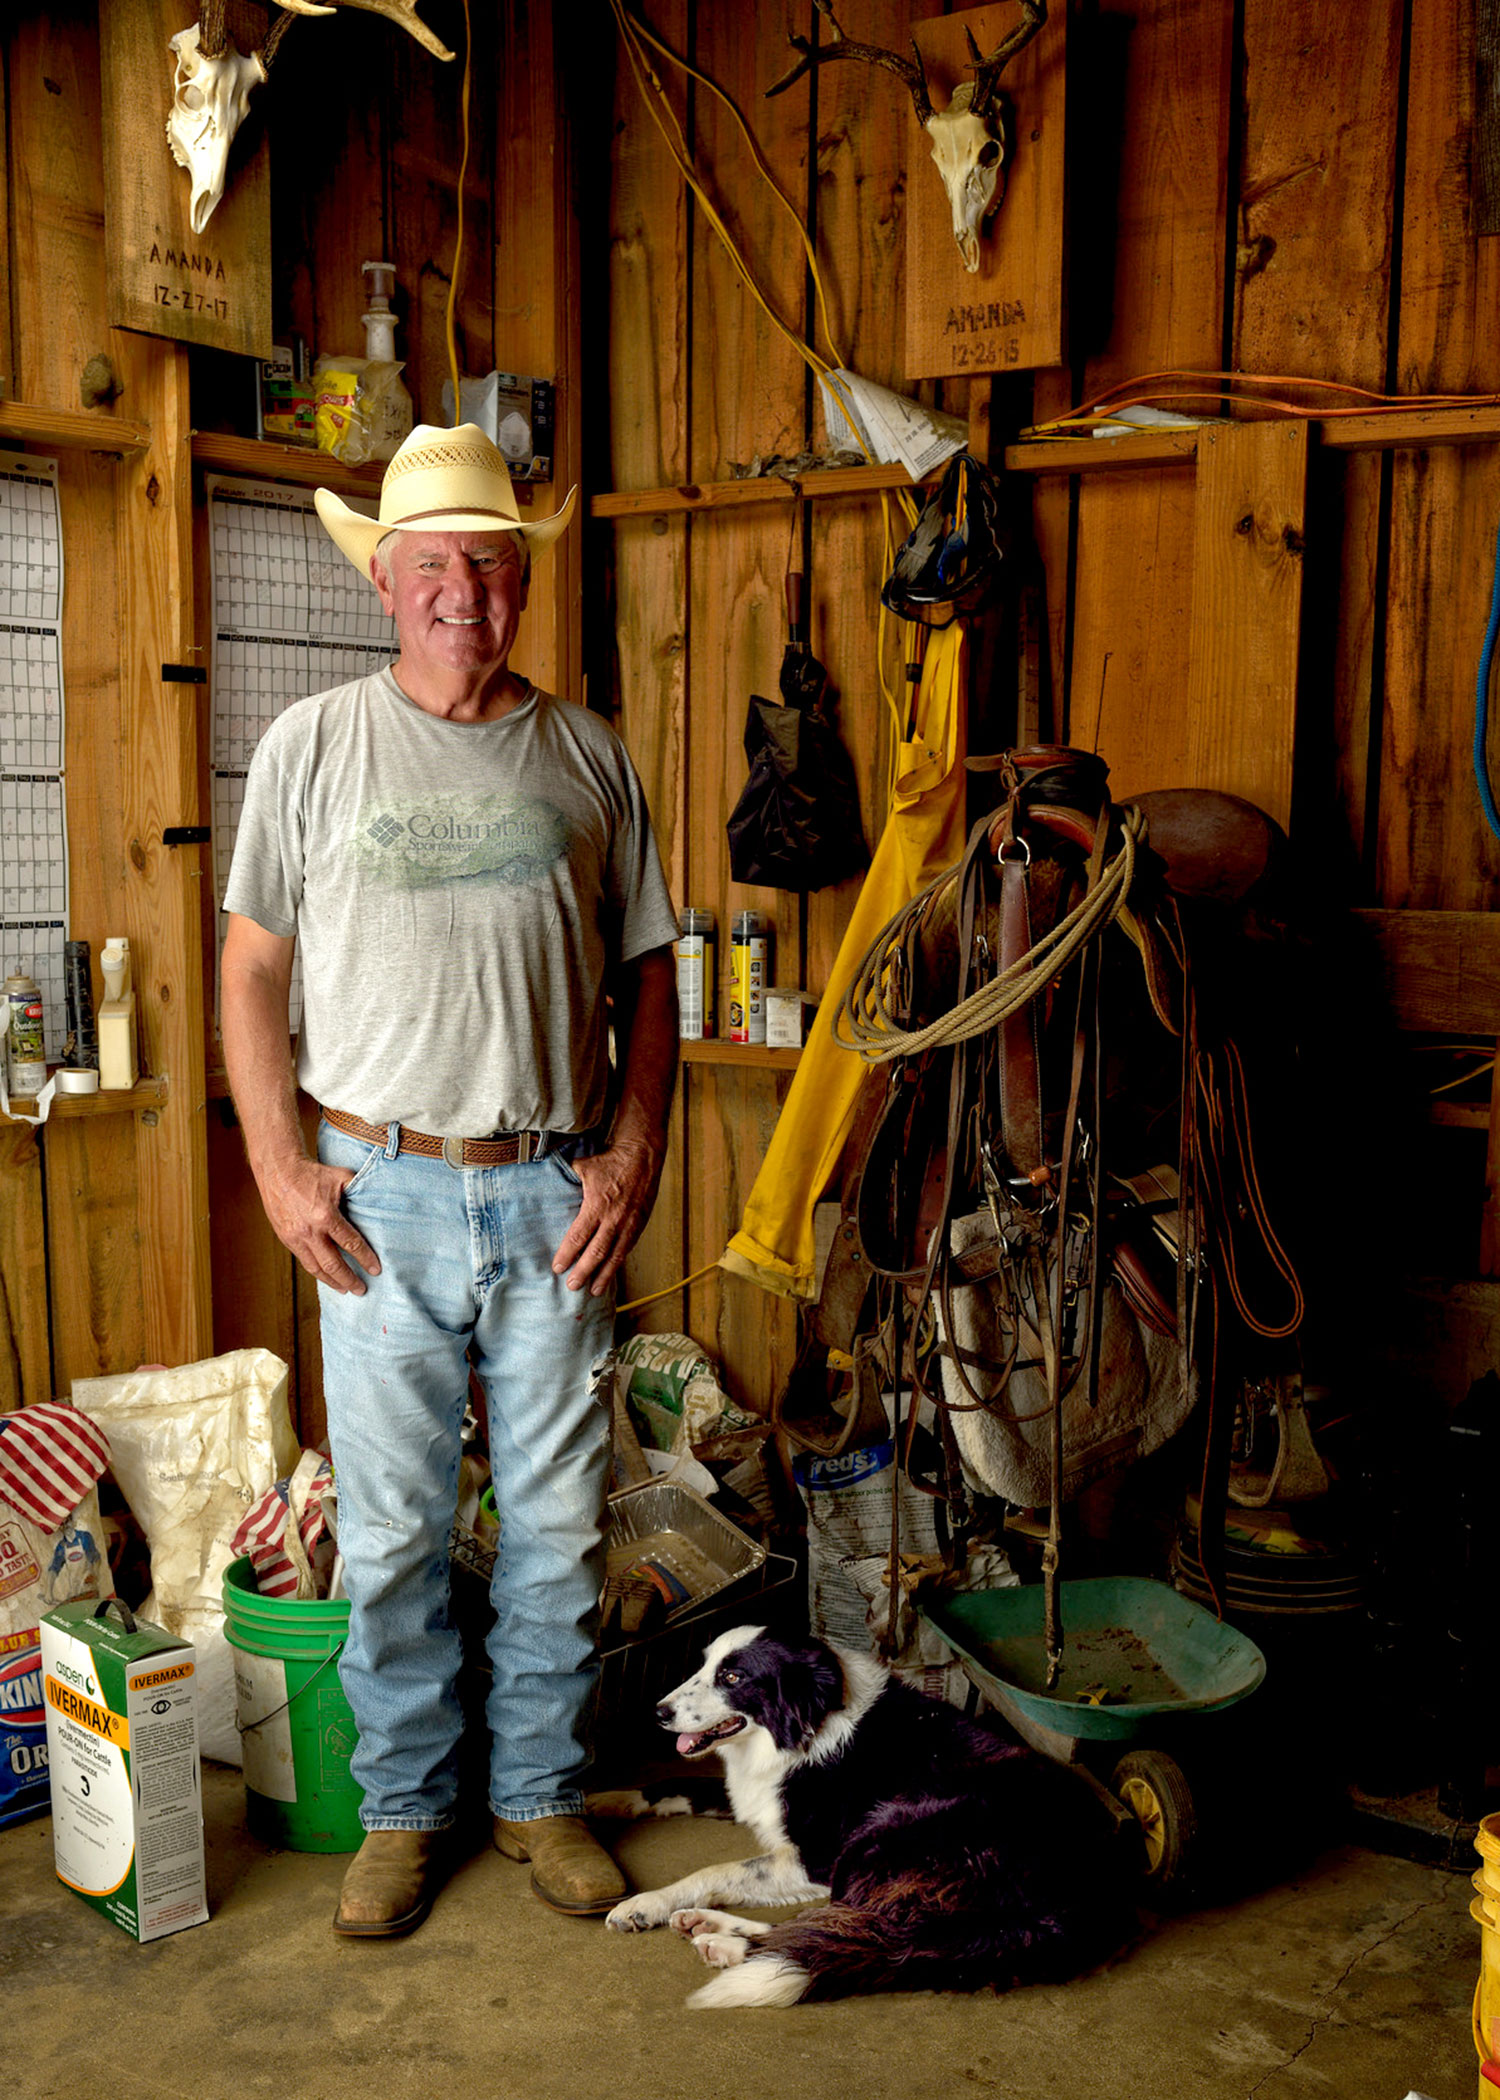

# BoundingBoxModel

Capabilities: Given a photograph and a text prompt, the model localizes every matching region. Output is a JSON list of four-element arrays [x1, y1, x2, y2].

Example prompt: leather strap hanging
[[1040, 803, 1110, 1686]]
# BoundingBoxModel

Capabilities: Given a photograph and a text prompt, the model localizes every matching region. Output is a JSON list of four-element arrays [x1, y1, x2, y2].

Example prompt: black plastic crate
[[595, 1550, 800, 1735]]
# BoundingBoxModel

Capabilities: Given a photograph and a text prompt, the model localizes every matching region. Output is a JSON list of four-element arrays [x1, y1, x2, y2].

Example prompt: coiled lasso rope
[[832, 805, 1145, 1064]]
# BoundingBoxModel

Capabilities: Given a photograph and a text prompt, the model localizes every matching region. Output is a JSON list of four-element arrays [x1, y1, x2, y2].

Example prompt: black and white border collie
[[606, 1624, 1135, 2008]]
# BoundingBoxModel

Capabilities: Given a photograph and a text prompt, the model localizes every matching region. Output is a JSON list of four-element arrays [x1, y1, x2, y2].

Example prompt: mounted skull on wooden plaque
[[768, 0, 1047, 274], [165, 0, 455, 235]]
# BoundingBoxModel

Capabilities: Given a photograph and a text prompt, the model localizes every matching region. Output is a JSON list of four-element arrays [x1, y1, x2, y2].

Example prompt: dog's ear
[[739, 1640, 845, 1751]]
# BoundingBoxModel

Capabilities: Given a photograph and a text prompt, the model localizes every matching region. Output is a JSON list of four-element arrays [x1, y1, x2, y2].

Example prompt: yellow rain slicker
[[722, 621, 969, 1300]]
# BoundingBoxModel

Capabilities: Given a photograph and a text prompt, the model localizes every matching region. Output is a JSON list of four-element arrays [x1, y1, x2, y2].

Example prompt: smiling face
[[372, 527, 530, 711]]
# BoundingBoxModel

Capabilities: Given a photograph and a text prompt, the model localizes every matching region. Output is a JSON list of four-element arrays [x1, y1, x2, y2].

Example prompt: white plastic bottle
[[359, 260, 414, 463], [312, 263, 414, 467]]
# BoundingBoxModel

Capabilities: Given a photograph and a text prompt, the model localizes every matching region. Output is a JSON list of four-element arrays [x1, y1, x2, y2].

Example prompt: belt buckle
[[442, 1131, 537, 1168]]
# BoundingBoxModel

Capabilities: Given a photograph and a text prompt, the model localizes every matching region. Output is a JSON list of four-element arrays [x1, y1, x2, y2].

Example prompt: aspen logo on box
[[50, 1654, 95, 1696], [354, 795, 569, 889]]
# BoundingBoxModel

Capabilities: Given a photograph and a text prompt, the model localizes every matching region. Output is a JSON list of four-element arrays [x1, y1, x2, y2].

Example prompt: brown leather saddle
[[778, 745, 1303, 1649]]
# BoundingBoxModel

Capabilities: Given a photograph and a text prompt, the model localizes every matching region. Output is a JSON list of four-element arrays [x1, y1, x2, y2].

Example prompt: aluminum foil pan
[[605, 1479, 766, 1619]]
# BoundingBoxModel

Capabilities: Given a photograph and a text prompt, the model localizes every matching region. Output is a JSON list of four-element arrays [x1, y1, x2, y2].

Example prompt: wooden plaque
[[904, 2, 1066, 380], [100, 0, 272, 361]]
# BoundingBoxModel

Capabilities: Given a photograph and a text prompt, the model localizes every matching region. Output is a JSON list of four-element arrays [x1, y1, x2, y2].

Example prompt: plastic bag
[[614, 1332, 754, 1455], [726, 641, 867, 891], [0, 1486, 111, 1826], [72, 1349, 300, 1764], [313, 355, 411, 466], [792, 1397, 1017, 1703]]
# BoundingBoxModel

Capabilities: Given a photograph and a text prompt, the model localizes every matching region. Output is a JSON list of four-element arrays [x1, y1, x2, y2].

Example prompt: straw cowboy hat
[[314, 422, 578, 575]]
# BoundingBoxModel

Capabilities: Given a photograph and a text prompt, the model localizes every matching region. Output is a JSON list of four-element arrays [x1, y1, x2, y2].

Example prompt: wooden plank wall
[[0, 0, 566, 1436], [606, 0, 693, 1346], [203, 1, 571, 1439], [1385, 2, 1500, 912], [6, 4, 148, 1400], [608, 1, 935, 1410], [606, 1, 1500, 1414], [679, 1, 813, 1401], [203, 0, 515, 1440], [1037, 0, 1234, 782], [7, 0, 1500, 1433]]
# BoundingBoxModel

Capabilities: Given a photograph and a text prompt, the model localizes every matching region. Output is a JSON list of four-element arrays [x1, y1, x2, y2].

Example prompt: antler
[[966, 0, 1047, 119], [258, 0, 457, 71], [197, 0, 228, 57], [766, 0, 933, 127]]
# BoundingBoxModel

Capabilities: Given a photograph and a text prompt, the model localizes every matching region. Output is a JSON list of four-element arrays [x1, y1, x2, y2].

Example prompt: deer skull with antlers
[[167, 0, 454, 236], [769, 0, 1046, 274]]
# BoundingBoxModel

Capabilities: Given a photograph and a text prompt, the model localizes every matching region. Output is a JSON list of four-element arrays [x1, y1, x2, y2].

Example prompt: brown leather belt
[[322, 1104, 547, 1169]]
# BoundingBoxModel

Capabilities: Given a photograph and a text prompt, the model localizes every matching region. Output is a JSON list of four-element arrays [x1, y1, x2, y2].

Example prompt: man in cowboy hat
[[221, 424, 679, 1937]]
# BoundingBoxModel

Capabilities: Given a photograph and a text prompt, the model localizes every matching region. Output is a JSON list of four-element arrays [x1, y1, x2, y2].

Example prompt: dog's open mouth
[[675, 1718, 746, 1759]]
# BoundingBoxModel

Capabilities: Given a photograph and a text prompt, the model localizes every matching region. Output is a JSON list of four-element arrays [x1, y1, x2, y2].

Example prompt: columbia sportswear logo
[[354, 795, 570, 890]]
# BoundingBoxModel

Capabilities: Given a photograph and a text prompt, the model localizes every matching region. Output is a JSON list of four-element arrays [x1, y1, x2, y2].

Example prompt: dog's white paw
[[694, 1931, 750, 1968], [605, 1890, 676, 1933], [669, 1908, 771, 1965], [672, 1915, 752, 1940]]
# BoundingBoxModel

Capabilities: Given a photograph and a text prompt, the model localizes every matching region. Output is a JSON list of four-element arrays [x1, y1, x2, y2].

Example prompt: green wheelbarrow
[[919, 1575, 1266, 1892]]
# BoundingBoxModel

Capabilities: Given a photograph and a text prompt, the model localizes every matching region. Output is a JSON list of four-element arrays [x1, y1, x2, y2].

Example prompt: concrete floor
[[0, 1756, 1482, 2100]]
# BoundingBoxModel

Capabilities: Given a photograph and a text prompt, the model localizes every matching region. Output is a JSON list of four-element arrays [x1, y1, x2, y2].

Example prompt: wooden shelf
[[187, 444, 949, 517], [1004, 403, 1500, 476], [1315, 404, 1500, 452], [3, 1074, 168, 1123], [679, 1039, 802, 1070], [1429, 1100, 1491, 1131], [1004, 428, 1202, 475], [0, 399, 150, 455], [591, 462, 926, 519], [190, 430, 385, 499], [1351, 908, 1500, 1035]]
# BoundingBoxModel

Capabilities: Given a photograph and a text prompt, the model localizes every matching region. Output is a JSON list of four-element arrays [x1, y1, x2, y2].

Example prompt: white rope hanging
[[834, 806, 1144, 1064]]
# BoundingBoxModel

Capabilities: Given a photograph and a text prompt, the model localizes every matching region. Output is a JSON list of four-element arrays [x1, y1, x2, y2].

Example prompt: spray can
[[729, 911, 772, 1045], [4, 969, 47, 1095], [675, 908, 716, 1041]]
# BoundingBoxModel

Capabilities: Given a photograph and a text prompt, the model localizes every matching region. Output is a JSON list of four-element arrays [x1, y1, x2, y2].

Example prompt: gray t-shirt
[[223, 667, 678, 1136]]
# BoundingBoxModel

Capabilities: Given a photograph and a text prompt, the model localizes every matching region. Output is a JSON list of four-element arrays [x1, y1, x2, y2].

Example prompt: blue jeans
[[316, 1119, 615, 1831]]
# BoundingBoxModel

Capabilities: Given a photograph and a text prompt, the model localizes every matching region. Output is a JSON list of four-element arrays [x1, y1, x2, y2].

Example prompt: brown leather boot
[[332, 1830, 443, 1938], [492, 1813, 627, 1916]]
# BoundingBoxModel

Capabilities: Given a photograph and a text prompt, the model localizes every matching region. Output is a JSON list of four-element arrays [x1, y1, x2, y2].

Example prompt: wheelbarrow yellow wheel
[[1111, 1748, 1197, 1890]]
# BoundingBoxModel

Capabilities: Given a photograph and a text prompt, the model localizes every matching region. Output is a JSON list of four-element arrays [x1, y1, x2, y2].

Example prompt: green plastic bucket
[[222, 1556, 364, 1853]]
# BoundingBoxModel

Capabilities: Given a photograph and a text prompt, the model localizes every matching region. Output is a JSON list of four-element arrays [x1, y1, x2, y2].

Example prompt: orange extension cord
[[1025, 366, 1500, 439]]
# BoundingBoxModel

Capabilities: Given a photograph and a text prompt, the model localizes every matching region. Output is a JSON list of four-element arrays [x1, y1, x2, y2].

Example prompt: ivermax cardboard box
[[40, 1598, 207, 1941]]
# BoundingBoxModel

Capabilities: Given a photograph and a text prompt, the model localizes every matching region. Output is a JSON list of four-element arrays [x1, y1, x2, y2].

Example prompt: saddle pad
[[935, 1211, 1192, 1507]]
